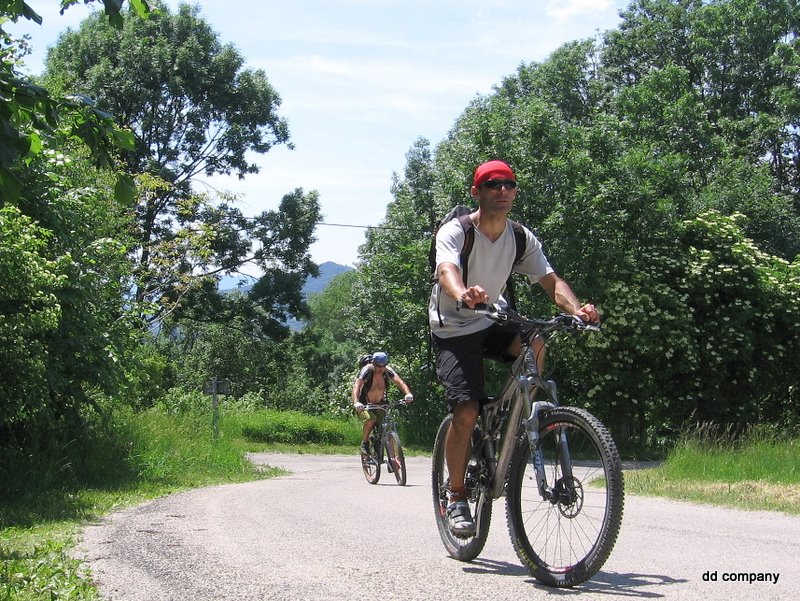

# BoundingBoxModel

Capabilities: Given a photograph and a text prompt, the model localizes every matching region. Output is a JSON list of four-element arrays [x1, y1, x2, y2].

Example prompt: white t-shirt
[[429, 218, 553, 338]]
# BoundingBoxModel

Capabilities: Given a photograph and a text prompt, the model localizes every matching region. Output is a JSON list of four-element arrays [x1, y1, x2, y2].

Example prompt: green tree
[[496, 39, 604, 125], [1, 0, 154, 449], [344, 139, 452, 443], [603, 0, 800, 208], [42, 1, 318, 328], [0, 0, 144, 204], [340, 3, 800, 449], [1, 146, 138, 444]]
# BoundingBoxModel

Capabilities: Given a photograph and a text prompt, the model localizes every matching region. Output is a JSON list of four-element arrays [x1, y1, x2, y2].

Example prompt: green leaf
[[128, 0, 152, 19], [27, 131, 42, 156], [112, 128, 136, 151], [114, 173, 137, 204]]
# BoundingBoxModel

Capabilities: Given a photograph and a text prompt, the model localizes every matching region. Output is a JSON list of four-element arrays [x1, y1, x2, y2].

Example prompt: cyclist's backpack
[[357, 353, 373, 369], [428, 205, 527, 321]]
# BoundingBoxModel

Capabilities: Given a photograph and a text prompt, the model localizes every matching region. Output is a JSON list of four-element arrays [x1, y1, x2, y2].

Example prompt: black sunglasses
[[482, 179, 517, 190]]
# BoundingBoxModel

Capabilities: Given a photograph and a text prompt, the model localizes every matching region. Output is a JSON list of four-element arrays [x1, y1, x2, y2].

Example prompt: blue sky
[[10, 0, 629, 268]]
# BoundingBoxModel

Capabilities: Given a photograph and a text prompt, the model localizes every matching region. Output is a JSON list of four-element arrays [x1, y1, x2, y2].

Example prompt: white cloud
[[259, 54, 488, 112]]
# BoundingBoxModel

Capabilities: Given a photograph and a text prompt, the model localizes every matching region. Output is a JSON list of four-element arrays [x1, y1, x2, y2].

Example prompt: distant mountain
[[303, 261, 353, 297], [219, 261, 353, 298], [219, 262, 354, 331], [291, 262, 353, 331]]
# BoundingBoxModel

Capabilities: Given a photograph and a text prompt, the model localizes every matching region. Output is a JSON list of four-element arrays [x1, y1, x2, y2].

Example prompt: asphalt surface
[[77, 452, 800, 600]]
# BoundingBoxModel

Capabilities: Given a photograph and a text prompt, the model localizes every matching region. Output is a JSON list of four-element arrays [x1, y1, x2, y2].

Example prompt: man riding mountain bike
[[352, 351, 413, 455], [429, 160, 599, 538]]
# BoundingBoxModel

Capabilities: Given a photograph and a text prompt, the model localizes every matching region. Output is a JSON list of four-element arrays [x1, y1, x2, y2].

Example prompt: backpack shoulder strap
[[359, 366, 374, 402], [456, 213, 475, 286], [504, 221, 528, 311], [432, 211, 480, 328], [510, 221, 526, 265], [362, 366, 374, 386]]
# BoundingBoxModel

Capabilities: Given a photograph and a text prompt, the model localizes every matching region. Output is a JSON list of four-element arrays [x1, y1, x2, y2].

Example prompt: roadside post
[[203, 377, 231, 438]]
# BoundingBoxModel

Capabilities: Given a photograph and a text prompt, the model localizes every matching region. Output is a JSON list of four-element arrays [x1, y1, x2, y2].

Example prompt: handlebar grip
[[455, 300, 493, 312]]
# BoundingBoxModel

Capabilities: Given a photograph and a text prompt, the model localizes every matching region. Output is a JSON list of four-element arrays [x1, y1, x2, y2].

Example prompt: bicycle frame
[[478, 323, 574, 502], [365, 402, 402, 449]]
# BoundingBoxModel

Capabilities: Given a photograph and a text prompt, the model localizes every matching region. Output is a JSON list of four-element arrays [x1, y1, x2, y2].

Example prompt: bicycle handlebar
[[362, 400, 408, 412], [458, 302, 601, 334]]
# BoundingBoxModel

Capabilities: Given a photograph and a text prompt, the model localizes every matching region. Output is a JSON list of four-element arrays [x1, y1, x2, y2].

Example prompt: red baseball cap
[[473, 160, 516, 188]]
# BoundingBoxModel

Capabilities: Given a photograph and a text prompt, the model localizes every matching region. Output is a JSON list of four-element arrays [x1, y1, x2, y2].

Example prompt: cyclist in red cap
[[429, 159, 599, 538]]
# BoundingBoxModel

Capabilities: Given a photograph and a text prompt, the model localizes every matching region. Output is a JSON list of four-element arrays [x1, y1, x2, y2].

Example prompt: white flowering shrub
[[557, 211, 799, 449]]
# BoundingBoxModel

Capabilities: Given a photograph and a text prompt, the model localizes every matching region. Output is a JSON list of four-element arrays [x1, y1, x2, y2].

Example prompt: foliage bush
[[0, 400, 138, 504], [0, 207, 65, 437], [155, 388, 212, 416], [239, 410, 359, 446]]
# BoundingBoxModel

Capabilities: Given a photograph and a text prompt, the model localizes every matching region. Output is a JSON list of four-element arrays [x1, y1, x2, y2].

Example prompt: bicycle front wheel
[[505, 406, 624, 588], [385, 430, 407, 486], [361, 432, 381, 484], [431, 414, 492, 561]]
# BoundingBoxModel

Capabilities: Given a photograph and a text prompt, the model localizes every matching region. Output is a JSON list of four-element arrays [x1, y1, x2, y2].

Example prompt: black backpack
[[358, 353, 373, 369], [428, 205, 527, 323]]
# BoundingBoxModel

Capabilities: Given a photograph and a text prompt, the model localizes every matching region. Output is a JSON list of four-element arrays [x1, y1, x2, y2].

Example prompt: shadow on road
[[460, 558, 530, 577], [527, 571, 689, 597], [462, 559, 686, 598]]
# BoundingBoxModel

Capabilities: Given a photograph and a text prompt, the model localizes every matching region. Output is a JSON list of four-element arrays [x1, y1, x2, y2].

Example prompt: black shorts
[[433, 322, 522, 410]]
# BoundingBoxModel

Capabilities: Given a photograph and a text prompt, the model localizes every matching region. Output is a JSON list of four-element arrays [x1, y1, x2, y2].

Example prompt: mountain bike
[[431, 304, 624, 588], [360, 400, 408, 486]]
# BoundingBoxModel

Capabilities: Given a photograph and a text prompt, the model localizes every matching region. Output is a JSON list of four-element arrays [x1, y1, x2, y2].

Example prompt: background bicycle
[[431, 305, 624, 588], [360, 400, 408, 486]]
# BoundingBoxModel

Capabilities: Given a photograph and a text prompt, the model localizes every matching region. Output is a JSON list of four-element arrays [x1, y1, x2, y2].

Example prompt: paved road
[[78, 453, 800, 600]]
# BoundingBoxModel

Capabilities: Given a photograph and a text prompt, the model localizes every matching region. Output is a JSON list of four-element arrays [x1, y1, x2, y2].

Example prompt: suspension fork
[[522, 379, 575, 500]]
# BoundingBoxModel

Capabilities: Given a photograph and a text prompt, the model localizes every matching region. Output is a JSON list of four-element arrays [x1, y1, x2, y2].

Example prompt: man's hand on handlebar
[[403, 394, 414, 404], [456, 285, 489, 309], [574, 303, 599, 324], [353, 402, 365, 412]]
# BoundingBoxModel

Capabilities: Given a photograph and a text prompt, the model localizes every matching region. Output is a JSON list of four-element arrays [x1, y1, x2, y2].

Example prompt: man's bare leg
[[444, 400, 479, 536]]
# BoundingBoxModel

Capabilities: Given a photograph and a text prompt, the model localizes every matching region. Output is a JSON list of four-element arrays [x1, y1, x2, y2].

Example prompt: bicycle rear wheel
[[361, 431, 381, 484], [431, 414, 492, 561], [385, 430, 407, 486], [505, 406, 624, 587]]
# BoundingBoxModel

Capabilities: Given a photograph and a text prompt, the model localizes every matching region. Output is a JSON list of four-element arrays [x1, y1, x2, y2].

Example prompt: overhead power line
[[318, 221, 427, 233]]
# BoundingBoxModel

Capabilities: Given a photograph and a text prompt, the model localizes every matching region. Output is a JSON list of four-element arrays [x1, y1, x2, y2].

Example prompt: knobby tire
[[505, 406, 624, 587], [386, 431, 407, 486], [361, 431, 381, 484]]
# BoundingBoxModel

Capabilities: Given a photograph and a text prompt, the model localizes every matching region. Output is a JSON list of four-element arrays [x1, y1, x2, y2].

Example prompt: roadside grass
[[625, 424, 800, 514], [227, 408, 361, 449], [226, 408, 429, 456]]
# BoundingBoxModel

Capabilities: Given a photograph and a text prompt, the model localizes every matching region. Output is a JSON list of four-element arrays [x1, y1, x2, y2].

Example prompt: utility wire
[[318, 221, 428, 233], [238, 215, 429, 233]]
